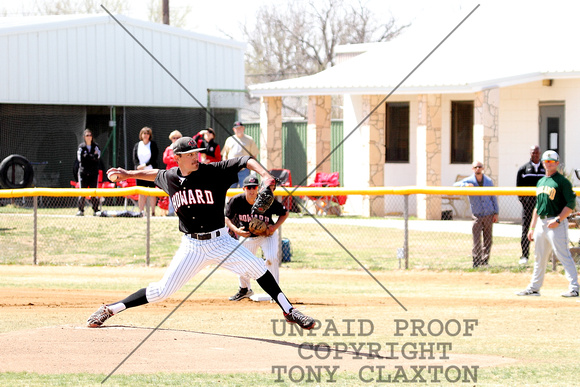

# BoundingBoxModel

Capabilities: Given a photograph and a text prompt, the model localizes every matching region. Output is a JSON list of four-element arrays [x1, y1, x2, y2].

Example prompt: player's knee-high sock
[[108, 288, 148, 314], [256, 270, 292, 313]]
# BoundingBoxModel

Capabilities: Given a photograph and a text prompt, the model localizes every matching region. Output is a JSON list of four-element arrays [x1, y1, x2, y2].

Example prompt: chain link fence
[[1, 188, 580, 271]]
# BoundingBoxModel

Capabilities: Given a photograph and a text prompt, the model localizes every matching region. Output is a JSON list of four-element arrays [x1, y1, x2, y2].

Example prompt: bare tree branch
[[243, 0, 409, 84], [33, 0, 129, 15], [29, 0, 190, 28], [147, 0, 191, 28]]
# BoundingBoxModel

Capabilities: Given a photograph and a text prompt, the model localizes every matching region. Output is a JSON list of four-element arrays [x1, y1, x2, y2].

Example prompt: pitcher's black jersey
[[155, 156, 251, 233]]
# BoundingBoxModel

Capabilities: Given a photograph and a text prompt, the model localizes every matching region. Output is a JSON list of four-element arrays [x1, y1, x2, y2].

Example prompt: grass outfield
[[1, 366, 578, 387], [1, 209, 579, 385], [0, 265, 579, 386], [0, 210, 564, 272]]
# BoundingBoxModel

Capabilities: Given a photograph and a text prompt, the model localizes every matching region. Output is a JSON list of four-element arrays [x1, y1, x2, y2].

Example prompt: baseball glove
[[251, 178, 277, 215], [248, 217, 268, 236]]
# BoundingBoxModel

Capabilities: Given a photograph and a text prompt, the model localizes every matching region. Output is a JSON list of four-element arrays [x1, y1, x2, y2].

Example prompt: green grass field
[[1, 208, 579, 386], [0, 209, 550, 273], [0, 265, 578, 386]]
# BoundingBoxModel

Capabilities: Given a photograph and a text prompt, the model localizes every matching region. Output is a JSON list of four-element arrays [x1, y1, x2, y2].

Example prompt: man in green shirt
[[517, 150, 579, 297]]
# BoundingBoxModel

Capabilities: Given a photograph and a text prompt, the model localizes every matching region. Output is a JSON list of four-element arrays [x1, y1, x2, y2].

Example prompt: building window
[[385, 102, 410, 162], [451, 101, 473, 163]]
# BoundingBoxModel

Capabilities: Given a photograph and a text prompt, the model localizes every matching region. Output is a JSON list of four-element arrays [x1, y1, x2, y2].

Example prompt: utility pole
[[162, 0, 170, 25]]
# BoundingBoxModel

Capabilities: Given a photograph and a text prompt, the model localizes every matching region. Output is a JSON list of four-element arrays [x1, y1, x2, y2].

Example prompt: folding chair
[[305, 172, 346, 216]]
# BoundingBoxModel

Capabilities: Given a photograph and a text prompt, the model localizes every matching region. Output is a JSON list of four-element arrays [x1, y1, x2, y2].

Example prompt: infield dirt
[[0, 266, 576, 376]]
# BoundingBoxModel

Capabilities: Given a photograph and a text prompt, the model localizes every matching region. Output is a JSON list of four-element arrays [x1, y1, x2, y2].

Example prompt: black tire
[[0, 155, 34, 189]]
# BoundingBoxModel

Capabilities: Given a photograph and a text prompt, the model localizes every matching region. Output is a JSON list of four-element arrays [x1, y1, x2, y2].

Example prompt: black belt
[[187, 230, 221, 240], [539, 215, 555, 219]]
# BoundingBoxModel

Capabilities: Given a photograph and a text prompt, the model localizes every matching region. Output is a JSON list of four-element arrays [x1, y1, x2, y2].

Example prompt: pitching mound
[[0, 325, 516, 375]]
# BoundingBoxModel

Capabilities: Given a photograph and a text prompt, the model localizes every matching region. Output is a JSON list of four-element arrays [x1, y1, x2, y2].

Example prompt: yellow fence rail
[[1, 186, 567, 198], [1, 186, 579, 269]]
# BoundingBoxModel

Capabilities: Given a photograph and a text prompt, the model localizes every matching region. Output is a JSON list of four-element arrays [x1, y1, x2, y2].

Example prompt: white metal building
[[0, 14, 245, 187], [0, 14, 245, 107]]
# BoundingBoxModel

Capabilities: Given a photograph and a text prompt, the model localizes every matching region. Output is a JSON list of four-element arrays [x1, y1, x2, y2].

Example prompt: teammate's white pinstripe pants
[[529, 218, 579, 292], [145, 227, 268, 303], [238, 230, 281, 289]]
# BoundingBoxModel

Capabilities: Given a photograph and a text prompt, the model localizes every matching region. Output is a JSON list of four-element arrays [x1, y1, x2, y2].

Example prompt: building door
[[539, 103, 565, 163], [330, 120, 344, 185], [282, 121, 308, 186]]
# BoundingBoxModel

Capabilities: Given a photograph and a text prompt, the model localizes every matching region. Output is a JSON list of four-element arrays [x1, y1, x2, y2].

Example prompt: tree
[[146, 0, 191, 28], [33, 0, 129, 15], [243, 0, 409, 84], [28, 0, 190, 28]]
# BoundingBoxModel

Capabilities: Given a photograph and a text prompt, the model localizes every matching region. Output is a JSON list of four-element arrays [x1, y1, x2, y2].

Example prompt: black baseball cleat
[[284, 308, 315, 330], [228, 288, 254, 301]]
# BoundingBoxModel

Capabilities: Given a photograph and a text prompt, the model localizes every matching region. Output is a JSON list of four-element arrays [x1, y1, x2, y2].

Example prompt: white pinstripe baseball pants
[[238, 230, 281, 289], [146, 227, 268, 303]]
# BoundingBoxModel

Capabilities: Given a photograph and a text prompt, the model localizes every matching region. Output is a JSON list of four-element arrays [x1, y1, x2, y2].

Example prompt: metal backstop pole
[[33, 196, 38, 265], [404, 195, 409, 269]]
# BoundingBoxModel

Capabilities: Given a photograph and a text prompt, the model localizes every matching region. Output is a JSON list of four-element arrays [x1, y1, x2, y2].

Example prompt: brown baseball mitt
[[248, 217, 268, 236]]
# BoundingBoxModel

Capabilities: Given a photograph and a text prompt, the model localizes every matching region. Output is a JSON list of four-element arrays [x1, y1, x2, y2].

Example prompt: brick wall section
[[260, 96, 283, 170], [307, 95, 332, 184], [417, 94, 443, 220], [475, 88, 500, 183], [367, 95, 386, 216]]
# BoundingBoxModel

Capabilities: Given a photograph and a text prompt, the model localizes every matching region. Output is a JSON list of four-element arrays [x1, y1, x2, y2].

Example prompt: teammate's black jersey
[[155, 156, 251, 233], [226, 193, 288, 237]]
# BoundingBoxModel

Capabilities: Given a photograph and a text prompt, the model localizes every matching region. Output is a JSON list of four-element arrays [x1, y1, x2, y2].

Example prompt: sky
[[0, 0, 472, 42]]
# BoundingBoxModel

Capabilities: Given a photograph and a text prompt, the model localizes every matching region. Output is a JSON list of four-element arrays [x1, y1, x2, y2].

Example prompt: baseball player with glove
[[225, 175, 289, 301], [86, 137, 315, 330]]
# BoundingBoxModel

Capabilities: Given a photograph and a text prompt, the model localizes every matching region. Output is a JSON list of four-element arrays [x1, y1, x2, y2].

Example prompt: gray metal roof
[[0, 14, 246, 107]]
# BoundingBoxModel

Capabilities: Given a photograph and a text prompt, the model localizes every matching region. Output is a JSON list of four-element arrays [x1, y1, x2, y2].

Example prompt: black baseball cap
[[233, 121, 243, 127], [243, 176, 259, 187], [172, 137, 206, 154]]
